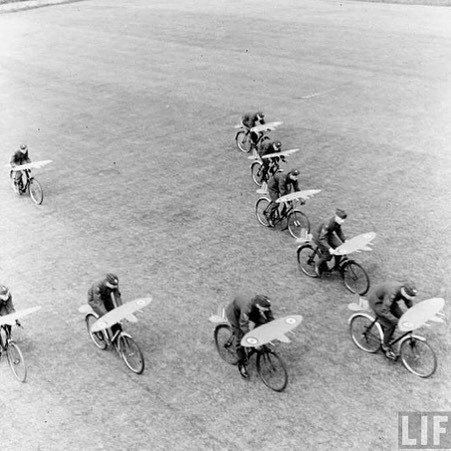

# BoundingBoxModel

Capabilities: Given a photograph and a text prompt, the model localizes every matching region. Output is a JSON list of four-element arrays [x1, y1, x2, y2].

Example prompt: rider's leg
[[330, 236, 344, 268], [232, 326, 248, 378], [315, 244, 332, 276], [265, 190, 279, 227], [377, 315, 397, 358]]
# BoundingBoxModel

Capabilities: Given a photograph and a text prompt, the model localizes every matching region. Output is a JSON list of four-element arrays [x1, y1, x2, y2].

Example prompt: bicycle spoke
[[400, 338, 437, 378]]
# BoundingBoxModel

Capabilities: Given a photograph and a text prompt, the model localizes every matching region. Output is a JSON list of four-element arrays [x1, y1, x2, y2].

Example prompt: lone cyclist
[[242, 111, 265, 153], [225, 294, 274, 378], [368, 281, 417, 359], [0, 284, 21, 336], [313, 208, 347, 277], [10, 144, 31, 193], [266, 169, 301, 227], [88, 273, 123, 336]]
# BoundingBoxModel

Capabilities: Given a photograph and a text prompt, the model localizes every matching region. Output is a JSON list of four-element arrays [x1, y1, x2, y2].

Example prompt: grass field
[[0, 0, 450, 450]]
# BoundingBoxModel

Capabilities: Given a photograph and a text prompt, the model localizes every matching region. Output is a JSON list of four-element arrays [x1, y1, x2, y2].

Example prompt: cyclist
[[88, 273, 123, 336], [0, 284, 20, 336], [368, 281, 417, 359], [10, 144, 31, 193], [242, 111, 265, 153], [258, 140, 285, 192], [266, 168, 301, 227], [313, 208, 347, 277], [225, 294, 274, 378]]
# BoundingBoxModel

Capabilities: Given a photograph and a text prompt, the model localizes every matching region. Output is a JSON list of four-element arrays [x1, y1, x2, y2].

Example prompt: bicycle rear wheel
[[7, 342, 27, 382], [349, 314, 382, 353], [251, 161, 264, 186], [29, 178, 44, 205], [287, 210, 310, 239], [214, 324, 239, 365], [341, 261, 370, 295], [118, 334, 145, 374], [86, 314, 108, 350], [256, 349, 288, 392], [296, 244, 319, 278], [255, 197, 271, 227], [236, 131, 251, 153], [400, 337, 437, 378]]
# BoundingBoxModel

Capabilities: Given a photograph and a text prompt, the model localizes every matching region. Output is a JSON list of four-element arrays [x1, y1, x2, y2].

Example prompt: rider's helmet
[[401, 281, 417, 300], [289, 169, 300, 178], [105, 273, 119, 289], [273, 141, 282, 151], [254, 294, 271, 309], [0, 284, 10, 302], [335, 208, 347, 219], [19, 144, 28, 153]]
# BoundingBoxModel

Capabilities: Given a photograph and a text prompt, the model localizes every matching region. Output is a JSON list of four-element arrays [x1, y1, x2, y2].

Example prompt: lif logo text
[[399, 412, 451, 449]]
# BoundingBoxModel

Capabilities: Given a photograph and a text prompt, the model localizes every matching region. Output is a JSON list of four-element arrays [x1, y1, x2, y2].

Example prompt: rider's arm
[[113, 289, 123, 307], [265, 309, 275, 323], [292, 179, 301, 192], [379, 292, 398, 323], [4, 295, 16, 315], [335, 225, 346, 243], [239, 311, 251, 335], [89, 286, 108, 316]]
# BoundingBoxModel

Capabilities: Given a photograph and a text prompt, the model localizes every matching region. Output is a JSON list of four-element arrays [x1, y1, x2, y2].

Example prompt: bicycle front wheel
[[349, 314, 382, 353], [296, 244, 319, 278], [287, 210, 310, 239], [251, 161, 264, 186], [214, 324, 239, 365], [29, 178, 44, 205], [255, 197, 271, 227], [257, 349, 288, 392], [400, 337, 437, 378], [86, 314, 108, 350], [236, 131, 251, 153], [118, 334, 145, 374], [341, 261, 370, 295], [7, 342, 27, 382]]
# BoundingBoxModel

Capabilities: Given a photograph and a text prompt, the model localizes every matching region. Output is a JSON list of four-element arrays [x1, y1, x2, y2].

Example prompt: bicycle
[[234, 121, 282, 154], [0, 324, 27, 382], [214, 323, 288, 392], [10, 168, 44, 205], [297, 238, 370, 295], [84, 309, 145, 374], [256, 192, 313, 239], [349, 309, 439, 378]]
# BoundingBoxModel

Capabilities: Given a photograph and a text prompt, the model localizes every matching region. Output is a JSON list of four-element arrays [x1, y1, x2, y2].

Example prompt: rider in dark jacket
[[10, 144, 31, 192], [313, 209, 347, 276], [368, 281, 417, 359], [0, 284, 20, 336], [88, 273, 123, 335], [258, 140, 285, 187], [225, 294, 274, 378], [266, 169, 300, 227], [242, 111, 265, 152]]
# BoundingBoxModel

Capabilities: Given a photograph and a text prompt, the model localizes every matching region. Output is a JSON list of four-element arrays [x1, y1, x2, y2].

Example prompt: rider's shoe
[[238, 363, 249, 379], [314, 263, 322, 278], [382, 345, 397, 360]]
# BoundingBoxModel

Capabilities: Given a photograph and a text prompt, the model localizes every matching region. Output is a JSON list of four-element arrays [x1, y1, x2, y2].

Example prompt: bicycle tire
[[214, 324, 239, 365], [296, 244, 319, 278], [7, 341, 27, 382], [399, 337, 437, 378], [29, 178, 44, 205], [118, 334, 145, 374], [86, 314, 108, 350], [341, 261, 370, 295], [255, 197, 272, 227], [349, 314, 382, 353], [256, 349, 288, 392], [287, 210, 310, 239], [251, 160, 264, 186], [236, 131, 251, 153]]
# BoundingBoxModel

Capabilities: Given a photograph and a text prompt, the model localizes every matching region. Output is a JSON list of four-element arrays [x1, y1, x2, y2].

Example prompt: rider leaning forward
[[225, 294, 274, 379], [312, 208, 347, 277], [0, 284, 21, 337], [258, 140, 285, 191], [10, 144, 31, 193], [88, 273, 123, 336], [242, 111, 265, 153], [368, 281, 417, 359], [266, 168, 301, 227]]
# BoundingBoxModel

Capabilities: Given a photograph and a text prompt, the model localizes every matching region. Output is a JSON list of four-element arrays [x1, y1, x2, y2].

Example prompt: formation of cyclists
[[1, 113, 437, 383]]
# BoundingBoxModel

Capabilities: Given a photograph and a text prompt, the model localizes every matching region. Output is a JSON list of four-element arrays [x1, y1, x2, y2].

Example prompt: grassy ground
[[0, 0, 450, 450]]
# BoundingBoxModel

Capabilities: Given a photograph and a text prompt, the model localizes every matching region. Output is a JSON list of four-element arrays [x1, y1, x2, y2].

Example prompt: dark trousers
[[375, 304, 403, 347], [316, 235, 343, 269]]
